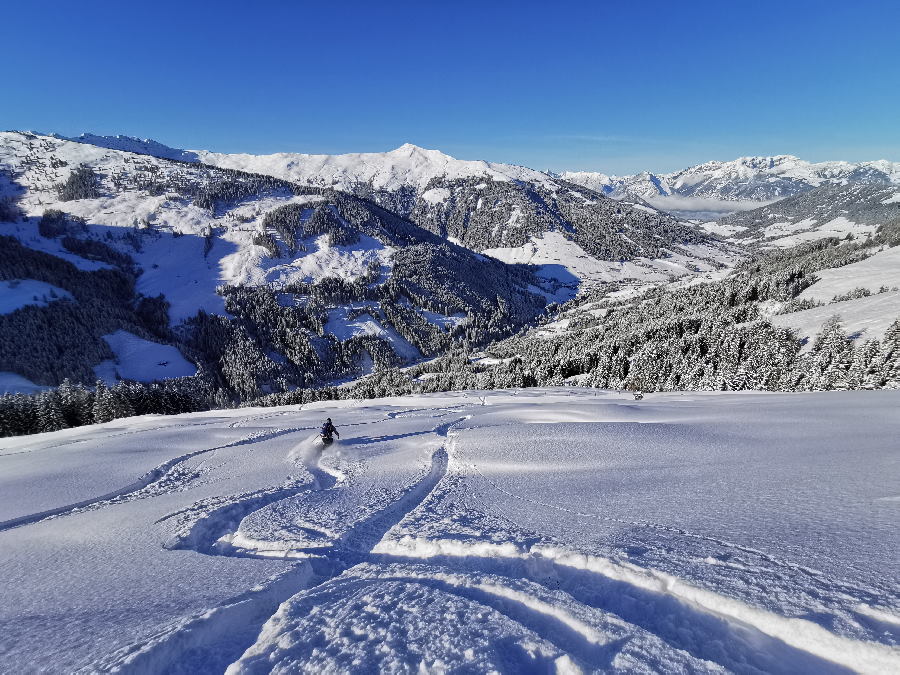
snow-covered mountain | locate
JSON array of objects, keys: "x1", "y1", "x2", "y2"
[
  {"x1": 0, "y1": 132, "x2": 552, "y2": 396},
  {"x1": 563, "y1": 155, "x2": 900, "y2": 219},
  {"x1": 66, "y1": 134, "x2": 711, "y2": 262},
  {"x1": 0, "y1": 131, "x2": 736, "y2": 403},
  {"x1": 60, "y1": 133, "x2": 200, "y2": 163}
]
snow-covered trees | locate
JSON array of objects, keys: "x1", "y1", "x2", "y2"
[
  {"x1": 0, "y1": 378, "x2": 207, "y2": 437},
  {"x1": 56, "y1": 164, "x2": 100, "y2": 201}
]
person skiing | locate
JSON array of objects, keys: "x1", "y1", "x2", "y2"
[{"x1": 320, "y1": 417, "x2": 340, "y2": 444}]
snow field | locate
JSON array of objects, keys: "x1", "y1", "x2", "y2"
[
  {"x1": 772, "y1": 246, "x2": 900, "y2": 346},
  {"x1": 1, "y1": 390, "x2": 898, "y2": 673},
  {"x1": 0, "y1": 279, "x2": 73, "y2": 314},
  {"x1": 482, "y1": 231, "x2": 740, "y2": 294},
  {"x1": 94, "y1": 330, "x2": 197, "y2": 385}
]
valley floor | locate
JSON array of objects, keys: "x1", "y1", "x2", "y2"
[{"x1": 0, "y1": 389, "x2": 898, "y2": 673}]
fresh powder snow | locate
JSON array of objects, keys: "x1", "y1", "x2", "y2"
[{"x1": 1, "y1": 389, "x2": 898, "y2": 673}]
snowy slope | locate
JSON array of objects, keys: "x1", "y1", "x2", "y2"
[
  {"x1": 93, "y1": 330, "x2": 197, "y2": 385},
  {"x1": 62, "y1": 133, "x2": 200, "y2": 162},
  {"x1": 0, "y1": 279, "x2": 72, "y2": 314},
  {"x1": 1, "y1": 390, "x2": 898, "y2": 673},
  {"x1": 770, "y1": 245, "x2": 900, "y2": 346},
  {"x1": 0, "y1": 131, "x2": 551, "y2": 390},
  {"x1": 717, "y1": 182, "x2": 900, "y2": 247},
  {"x1": 482, "y1": 231, "x2": 740, "y2": 294}
]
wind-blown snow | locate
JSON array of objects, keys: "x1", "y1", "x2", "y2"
[
  {"x1": 0, "y1": 279, "x2": 72, "y2": 314},
  {"x1": 1, "y1": 390, "x2": 897, "y2": 673}
]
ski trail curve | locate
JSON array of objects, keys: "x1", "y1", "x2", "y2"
[
  {"x1": 90, "y1": 417, "x2": 467, "y2": 674},
  {"x1": 372, "y1": 537, "x2": 899, "y2": 674},
  {"x1": 0, "y1": 428, "x2": 305, "y2": 533}
]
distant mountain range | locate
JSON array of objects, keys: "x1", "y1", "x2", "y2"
[
  {"x1": 562, "y1": 155, "x2": 900, "y2": 219},
  {"x1": 61, "y1": 134, "x2": 900, "y2": 221}
]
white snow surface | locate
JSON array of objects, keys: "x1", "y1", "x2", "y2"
[
  {"x1": 93, "y1": 330, "x2": 197, "y2": 385},
  {"x1": 771, "y1": 246, "x2": 900, "y2": 346},
  {"x1": 1, "y1": 389, "x2": 898, "y2": 673},
  {"x1": 772, "y1": 292, "x2": 900, "y2": 348},
  {"x1": 0, "y1": 279, "x2": 73, "y2": 314},
  {"x1": 798, "y1": 246, "x2": 900, "y2": 302}
]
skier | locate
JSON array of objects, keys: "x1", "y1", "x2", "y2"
[{"x1": 320, "y1": 417, "x2": 340, "y2": 445}]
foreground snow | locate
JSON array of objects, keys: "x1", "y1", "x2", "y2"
[{"x1": 1, "y1": 390, "x2": 898, "y2": 673}]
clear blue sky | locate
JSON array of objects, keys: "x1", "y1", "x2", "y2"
[{"x1": 4, "y1": 1, "x2": 899, "y2": 174}]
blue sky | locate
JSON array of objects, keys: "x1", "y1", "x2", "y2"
[{"x1": 4, "y1": 1, "x2": 899, "y2": 174}]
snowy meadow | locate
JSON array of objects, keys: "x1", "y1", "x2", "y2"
[{"x1": 1, "y1": 389, "x2": 898, "y2": 673}]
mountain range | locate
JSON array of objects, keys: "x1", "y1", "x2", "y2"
[
  {"x1": 562, "y1": 155, "x2": 900, "y2": 219},
  {"x1": 1, "y1": 130, "x2": 898, "y2": 419}
]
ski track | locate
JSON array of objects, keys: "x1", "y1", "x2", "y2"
[
  {"x1": 86, "y1": 416, "x2": 465, "y2": 673},
  {"x1": 1, "y1": 410, "x2": 299, "y2": 457},
  {"x1": 56, "y1": 408, "x2": 900, "y2": 674},
  {"x1": 0, "y1": 428, "x2": 307, "y2": 533}
]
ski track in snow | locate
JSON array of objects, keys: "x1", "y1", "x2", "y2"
[
  {"x1": 88, "y1": 415, "x2": 463, "y2": 674},
  {"x1": 0, "y1": 428, "x2": 309, "y2": 532},
  {"x1": 3, "y1": 393, "x2": 898, "y2": 673}
]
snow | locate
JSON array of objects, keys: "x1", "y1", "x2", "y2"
[
  {"x1": 0, "y1": 279, "x2": 72, "y2": 314},
  {"x1": 1, "y1": 389, "x2": 898, "y2": 673},
  {"x1": 482, "y1": 232, "x2": 740, "y2": 295},
  {"x1": 763, "y1": 216, "x2": 879, "y2": 248},
  {"x1": 421, "y1": 187, "x2": 451, "y2": 204},
  {"x1": 797, "y1": 245, "x2": 900, "y2": 302},
  {"x1": 195, "y1": 143, "x2": 557, "y2": 194},
  {"x1": 770, "y1": 246, "x2": 900, "y2": 346},
  {"x1": 563, "y1": 155, "x2": 900, "y2": 217},
  {"x1": 882, "y1": 191, "x2": 900, "y2": 204},
  {"x1": 62, "y1": 133, "x2": 200, "y2": 163},
  {"x1": 698, "y1": 219, "x2": 748, "y2": 237},
  {"x1": 416, "y1": 307, "x2": 468, "y2": 330},
  {"x1": 324, "y1": 308, "x2": 421, "y2": 360},
  {"x1": 771, "y1": 291, "x2": 900, "y2": 347},
  {"x1": 94, "y1": 330, "x2": 197, "y2": 384},
  {"x1": 0, "y1": 371, "x2": 49, "y2": 395}
]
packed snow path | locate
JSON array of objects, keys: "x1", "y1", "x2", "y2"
[{"x1": 0, "y1": 390, "x2": 898, "y2": 673}]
